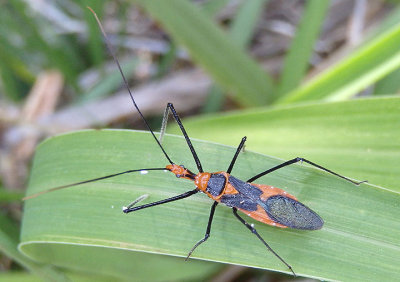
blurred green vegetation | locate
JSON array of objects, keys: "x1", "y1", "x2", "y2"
[{"x1": 1, "y1": 0, "x2": 400, "y2": 281}]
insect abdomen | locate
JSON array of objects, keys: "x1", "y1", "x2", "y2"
[{"x1": 223, "y1": 175, "x2": 323, "y2": 230}]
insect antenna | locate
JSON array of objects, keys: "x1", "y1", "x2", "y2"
[
  {"x1": 22, "y1": 167, "x2": 166, "y2": 200},
  {"x1": 23, "y1": 8, "x2": 176, "y2": 201},
  {"x1": 88, "y1": 7, "x2": 173, "y2": 165}
]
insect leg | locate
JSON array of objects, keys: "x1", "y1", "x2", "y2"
[
  {"x1": 185, "y1": 201, "x2": 218, "y2": 260},
  {"x1": 247, "y1": 157, "x2": 367, "y2": 185},
  {"x1": 227, "y1": 136, "x2": 247, "y2": 174},
  {"x1": 160, "y1": 103, "x2": 204, "y2": 172},
  {"x1": 123, "y1": 189, "x2": 198, "y2": 213},
  {"x1": 232, "y1": 208, "x2": 296, "y2": 277}
]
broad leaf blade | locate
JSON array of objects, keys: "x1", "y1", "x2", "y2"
[{"x1": 21, "y1": 130, "x2": 400, "y2": 280}]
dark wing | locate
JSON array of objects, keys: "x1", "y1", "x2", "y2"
[
  {"x1": 218, "y1": 175, "x2": 261, "y2": 211},
  {"x1": 262, "y1": 195, "x2": 324, "y2": 230},
  {"x1": 228, "y1": 175, "x2": 262, "y2": 200},
  {"x1": 220, "y1": 193, "x2": 258, "y2": 211},
  {"x1": 228, "y1": 175, "x2": 323, "y2": 230}
]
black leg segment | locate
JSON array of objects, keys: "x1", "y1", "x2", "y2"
[
  {"x1": 227, "y1": 137, "x2": 247, "y2": 174},
  {"x1": 232, "y1": 208, "x2": 296, "y2": 277},
  {"x1": 186, "y1": 201, "x2": 218, "y2": 260},
  {"x1": 161, "y1": 103, "x2": 204, "y2": 173},
  {"x1": 247, "y1": 157, "x2": 367, "y2": 185},
  {"x1": 123, "y1": 189, "x2": 198, "y2": 213}
]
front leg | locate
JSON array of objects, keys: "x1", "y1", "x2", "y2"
[{"x1": 123, "y1": 189, "x2": 198, "y2": 213}]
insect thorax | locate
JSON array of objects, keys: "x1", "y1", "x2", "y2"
[{"x1": 206, "y1": 173, "x2": 226, "y2": 196}]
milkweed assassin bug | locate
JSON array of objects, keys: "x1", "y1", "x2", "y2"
[{"x1": 23, "y1": 7, "x2": 367, "y2": 277}]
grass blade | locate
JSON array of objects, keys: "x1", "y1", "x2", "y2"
[
  {"x1": 276, "y1": 0, "x2": 330, "y2": 97},
  {"x1": 277, "y1": 23, "x2": 400, "y2": 103},
  {"x1": 201, "y1": 0, "x2": 230, "y2": 17},
  {"x1": 374, "y1": 69, "x2": 400, "y2": 95},
  {"x1": 78, "y1": 59, "x2": 138, "y2": 103},
  {"x1": 229, "y1": 0, "x2": 267, "y2": 50},
  {"x1": 132, "y1": 0, "x2": 274, "y2": 106},
  {"x1": 202, "y1": 0, "x2": 267, "y2": 113},
  {"x1": 0, "y1": 213, "x2": 67, "y2": 281}
]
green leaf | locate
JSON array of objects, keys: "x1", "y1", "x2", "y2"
[
  {"x1": 0, "y1": 212, "x2": 66, "y2": 281},
  {"x1": 78, "y1": 59, "x2": 138, "y2": 103},
  {"x1": 0, "y1": 187, "x2": 24, "y2": 202},
  {"x1": 172, "y1": 96, "x2": 400, "y2": 192},
  {"x1": 277, "y1": 22, "x2": 400, "y2": 103},
  {"x1": 202, "y1": 84, "x2": 225, "y2": 113},
  {"x1": 21, "y1": 131, "x2": 222, "y2": 281},
  {"x1": 277, "y1": 0, "x2": 329, "y2": 96},
  {"x1": 202, "y1": 0, "x2": 267, "y2": 113},
  {"x1": 229, "y1": 0, "x2": 267, "y2": 50},
  {"x1": 21, "y1": 130, "x2": 400, "y2": 280},
  {"x1": 0, "y1": 271, "x2": 114, "y2": 282},
  {"x1": 201, "y1": 0, "x2": 230, "y2": 17},
  {"x1": 374, "y1": 69, "x2": 400, "y2": 95},
  {"x1": 131, "y1": 0, "x2": 274, "y2": 106}
]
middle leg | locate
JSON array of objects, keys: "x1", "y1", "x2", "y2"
[
  {"x1": 186, "y1": 201, "x2": 218, "y2": 260},
  {"x1": 247, "y1": 157, "x2": 367, "y2": 185},
  {"x1": 227, "y1": 136, "x2": 247, "y2": 174},
  {"x1": 123, "y1": 189, "x2": 198, "y2": 213}
]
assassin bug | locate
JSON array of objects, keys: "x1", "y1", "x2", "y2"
[{"x1": 24, "y1": 8, "x2": 367, "y2": 277}]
